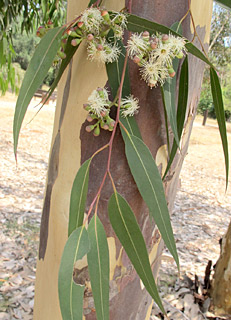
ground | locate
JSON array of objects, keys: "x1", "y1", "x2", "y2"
[{"x1": 0, "y1": 93, "x2": 230, "y2": 320}]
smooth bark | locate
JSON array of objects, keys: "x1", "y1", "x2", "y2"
[{"x1": 34, "y1": 1, "x2": 213, "y2": 319}]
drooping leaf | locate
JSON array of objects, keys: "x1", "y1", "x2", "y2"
[
  {"x1": 58, "y1": 227, "x2": 90, "y2": 320},
  {"x1": 68, "y1": 159, "x2": 92, "y2": 236},
  {"x1": 106, "y1": 38, "x2": 142, "y2": 139},
  {"x1": 124, "y1": 134, "x2": 179, "y2": 268},
  {"x1": 210, "y1": 67, "x2": 229, "y2": 188},
  {"x1": 108, "y1": 192, "x2": 165, "y2": 313},
  {"x1": 13, "y1": 26, "x2": 64, "y2": 155},
  {"x1": 163, "y1": 56, "x2": 189, "y2": 179},
  {"x1": 127, "y1": 14, "x2": 213, "y2": 68},
  {"x1": 87, "y1": 215, "x2": 109, "y2": 320},
  {"x1": 214, "y1": 0, "x2": 231, "y2": 10}
]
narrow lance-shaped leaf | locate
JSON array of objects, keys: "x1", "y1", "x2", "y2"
[
  {"x1": 13, "y1": 26, "x2": 64, "y2": 155},
  {"x1": 87, "y1": 215, "x2": 109, "y2": 320},
  {"x1": 210, "y1": 67, "x2": 229, "y2": 188},
  {"x1": 68, "y1": 159, "x2": 92, "y2": 236},
  {"x1": 124, "y1": 133, "x2": 179, "y2": 268},
  {"x1": 127, "y1": 13, "x2": 214, "y2": 68},
  {"x1": 108, "y1": 192, "x2": 165, "y2": 313},
  {"x1": 106, "y1": 37, "x2": 142, "y2": 139},
  {"x1": 58, "y1": 227, "x2": 90, "y2": 320},
  {"x1": 163, "y1": 56, "x2": 189, "y2": 179}
]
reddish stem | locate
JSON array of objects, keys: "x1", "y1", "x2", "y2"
[{"x1": 84, "y1": 1, "x2": 132, "y2": 223}]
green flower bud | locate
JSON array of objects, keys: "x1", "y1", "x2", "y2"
[
  {"x1": 93, "y1": 126, "x2": 100, "y2": 136},
  {"x1": 57, "y1": 50, "x2": 66, "y2": 59},
  {"x1": 162, "y1": 34, "x2": 169, "y2": 44},
  {"x1": 71, "y1": 38, "x2": 82, "y2": 47},
  {"x1": 86, "y1": 125, "x2": 94, "y2": 132},
  {"x1": 101, "y1": 10, "x2": 111, "y2": 22}
]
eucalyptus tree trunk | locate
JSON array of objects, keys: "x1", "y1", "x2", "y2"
[
  {"x1": 34, "y1": 0, "x2": 213, "y2": 319},
  {"x1": 211, "y1": 220, "x2": 231, "y2": 316}
]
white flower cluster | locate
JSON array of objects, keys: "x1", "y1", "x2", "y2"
[
  {"x1": 84, "y1": 88, "x2": 140, "y2": 136},
  {"x1": 127, "y1": 31, "x2": 186, "y2": 88},
  {"x1": 68, "y1": 8, "x2": 127, "y2": 64}
]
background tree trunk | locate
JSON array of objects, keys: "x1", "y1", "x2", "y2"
[
  {"x1": 34, "y1": 0, "x2": 213, "y2": 319},
  {"x1": 211, "y1": 220, "x2": 231, "y2": 316}
]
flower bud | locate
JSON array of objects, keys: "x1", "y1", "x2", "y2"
[
  {"x1": 150, "y1": 41, "x2": 157, "y2": 50},
  {"x1": 71, "y1": 38, "x2": 81, "y2": 46},
  {"x1": 133, "y1": 56, "x2": 141, "y2": 64},
  {"x1": 47, "y1": 20, "x2": 53, "y2": 28},
  {"x1": 36, "y1": 26, "x2": 46, "y2": 37},
  {"x1": 77, "y1": 21, "x2": 84, "y2": 29},
  {"x1": 87, "y1": 34, "x2": 94, "y2": 41},
  {"x1": 83, "y1": 104, "x2": 90, "y2": 111},
  {"x1": 100, "y1": 110, "x2": 107, "y2": 117},
  {"x1": 162, "y1": 34, "x2": 169, "y2": 43},
  {"x1": 86, "y1": 125, "x2": 94, "y2": 132},
  {"x1": 142, "y1": 31, "x2": 149, "y2": 39},
  {"x1": 169, "y1": 71, "x2": 176, "y2": 78},
  {"x1": 97, "y1": 44, "x2": 104, "y2": 51},
  {"x1": 87, "y1": 115, "x2": 94, "y2": 122},
  {"x1": 102, "y1": 124, "x2": 109, "y2": 130},
  {"x1": 57, "y1": 50, "x2": 66, "y2": 59},
  {"x1": 67, "y1": 29, "x2": 78, "y2": 37},
  {"x1": 101, "y1": 10, "x2": 110, "y2": 22},
  {"x1": 93, "y1": 126, "x2": 100, "y2": 136},
  {"x1": 108, "y1": 120, "x2": 115, "y2": 130},
  {"x1": 148, "y1": 79, "x2": 157, "y2": 88}
]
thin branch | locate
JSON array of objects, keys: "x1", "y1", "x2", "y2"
[{"x1": 209, "y1": 23, "x2": 225, "y2": 52}]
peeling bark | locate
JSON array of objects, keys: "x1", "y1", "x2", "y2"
[{"x1": 211, "y1": 221, "x2": 231, "y2": 316}]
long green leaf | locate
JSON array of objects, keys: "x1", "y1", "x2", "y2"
[
  {"x1": 68, "y1": 159, "x2": 91, "y2": 236},
  {"x1": 210, "y1": 67, "x2": 229, "y2": 188},
  {"x1": 13, "y1": 26, "x2": 64, "y2": 155},
  {"x1": 214, "y1": 0, "x2": 231, "y2": 10},
  {"x1": 163, "y1": 56, "x2": 189, "y2": 179},
  {"x1": 58, "y1": 227, "x2": 90, "y2": 320},
  {"x1": 127, "y1": 14, "x2": 213, "y2": 68},
  {"x1": 108, "y1": 192, "x2": 164, "y2": 313},
  {"x1": 124, "y1": 134, "x2": 179, "y2": 268},
  {"x1": 106, "y1": 38, "x2": 142, "y2": 139},
  {"x1": 87, "y1": 216, "x2": 109, "y2": 320}
]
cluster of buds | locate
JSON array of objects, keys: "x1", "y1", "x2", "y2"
[
  {"x1": 68, "y1": 8, "x2": 127, "y2": 63},
  {"x1": 127, "y1": 31, "x2": 186, "y2": 88},
  {"x1": 36, "y1": 21, "x2": 68, "y2": 63},
  {"x1": 84, "y1": 88, "x2": 140, "y2": 136}
]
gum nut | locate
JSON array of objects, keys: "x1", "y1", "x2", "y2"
[
  {"x1": 169, "y1": 71, "x2": 176, "y2": 78},
  {"x1": 142, "y1": 31, "x2": 149, "y2": 38},
  {"x1": 87, "y1": 34, "x2": 94, "y2": 41},
  {"x1": 87, "y1": 115, "x2": 94, "y2": 122},
  {"x1": 97, "y1": 44, "x2": 104, "y2": 51},
  {"x1": 86, "y1": 125, "x2": 93, "y2": 132},
  {"x1": 133, "y1": 56, "x2": 141, "y2": 64},
  {"x1": 162, "y1": 34, "x2": 169, "y2": 42}
]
